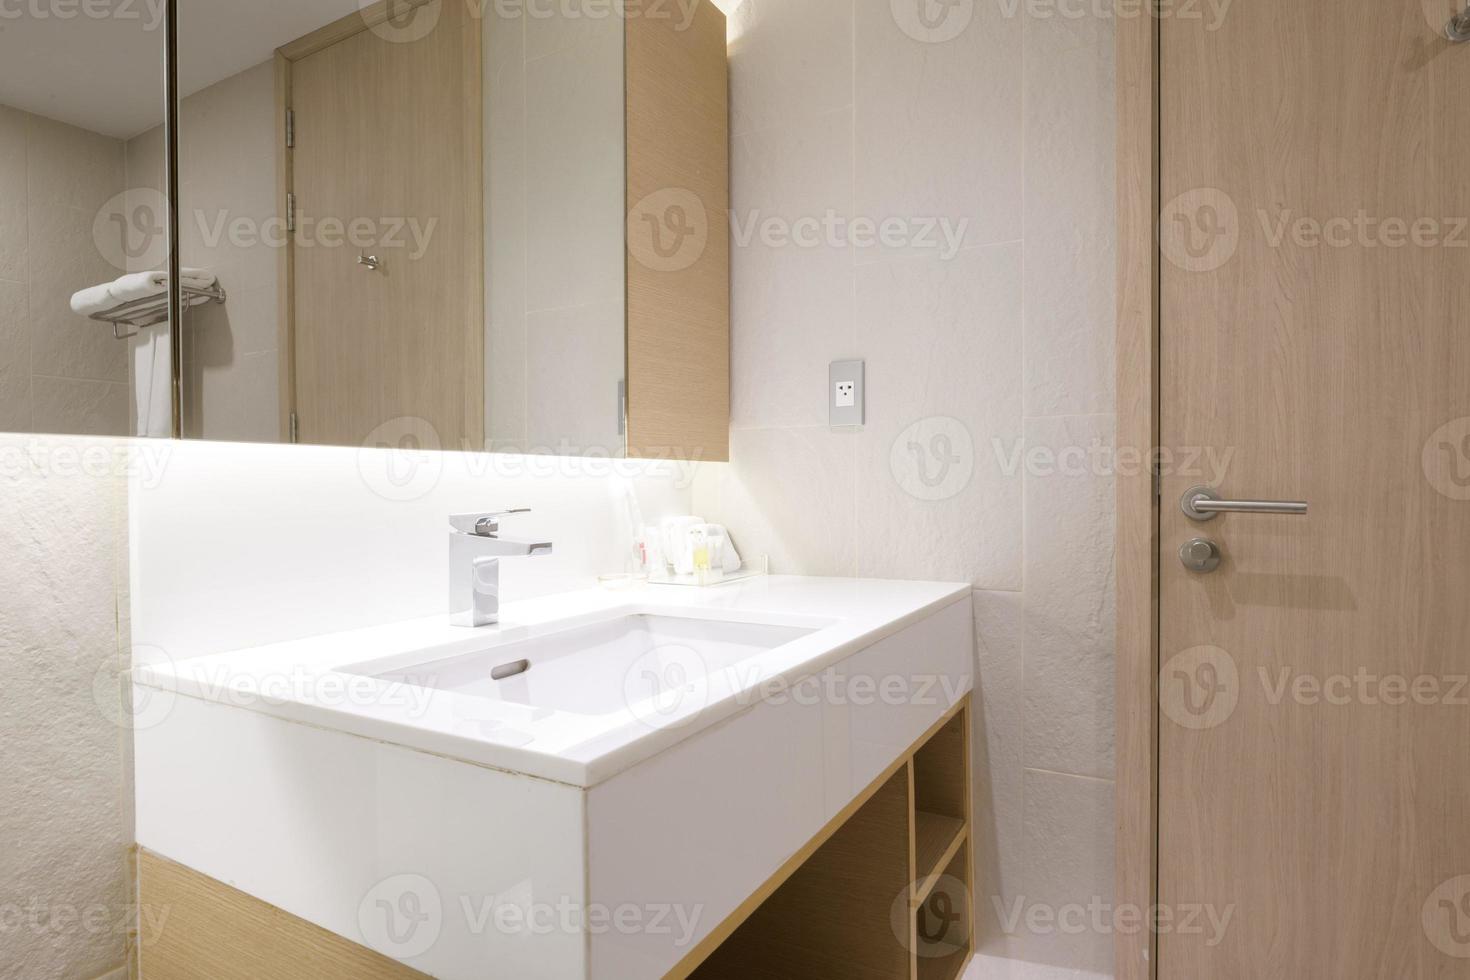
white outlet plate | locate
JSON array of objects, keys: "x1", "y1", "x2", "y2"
[{"x1": 829, "y1": 360, "x2": 864, "y2": 427}]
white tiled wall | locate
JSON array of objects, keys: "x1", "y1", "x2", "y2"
[
  {"x1": 128, "y1": 439, "x2": 699, "y2": 660},
  {"x1": 0, "y1": 106, "x2": 130, "y2": 436},
  {"x1": 0, "y1": 434, "x2": 132, "y2": 980},
  {"x1": 701, "y1": 0, "x2": 1117, "y2": 972}
]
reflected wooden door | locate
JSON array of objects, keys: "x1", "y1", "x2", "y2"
[
  {"x1": 1159, "y1": 0, "x2": 1470, "y2": 975},
  {"x1": 285, "y1": 0, "x2": 482, "y2": 450}
]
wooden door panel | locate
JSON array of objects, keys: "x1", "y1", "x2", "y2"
[
  {"x1": 290, "y1": 0, "x2": 481, "y2": 450},
  {"x1": 1159, "y1": 0, "x2": 1470, "y2": 976}
]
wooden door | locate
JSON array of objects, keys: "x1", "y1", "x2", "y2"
[
  {"x1": 1158, "y1": 1, "x2": 1470, "y2": 975},
  {"x1": 286, "y1": 0, "x2": 482, "y2": 450}
]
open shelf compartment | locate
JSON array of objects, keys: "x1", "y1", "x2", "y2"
[{"x1": 682, "y1": 698, "x2": 973, "y2": 980}]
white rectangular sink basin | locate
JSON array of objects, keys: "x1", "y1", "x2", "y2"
[{"x1": 355, "y1": 614, "x2": 817, "y2": 717}]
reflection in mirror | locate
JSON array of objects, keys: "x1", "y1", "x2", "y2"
[
  {"x1": 177, "y1": 0, "x2": 629, "y2": 456},
  {"x1": 0, "y1": 2, "x2": 170, "y2": 437}
]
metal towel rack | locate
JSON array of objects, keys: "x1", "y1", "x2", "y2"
[{"x1": 89, "y1": 283, "x2": 228, "y2": 340}]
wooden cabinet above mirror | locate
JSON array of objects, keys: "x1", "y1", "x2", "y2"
[{"x1": 173, "y1": 0, "x2": 729, "y2": 462}]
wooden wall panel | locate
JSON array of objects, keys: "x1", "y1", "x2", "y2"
[
  {"x1": 624, "y1": 2, "x2": 730, "y2": 462},
  {"x1": 137, "y1": 850, "x2": 427, "y2": 980}
]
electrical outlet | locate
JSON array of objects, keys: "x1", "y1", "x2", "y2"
[{"x1": 829, "y1": 360, "x2": 864, "y2": 427}]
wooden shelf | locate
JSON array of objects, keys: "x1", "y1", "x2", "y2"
[
  {"x1": 913, "y1": 839, "x2": 973, "y2": 980},
  {"x1": 680, "y1": 698, "x2": 974, "y2": 980},
  {"x1": 913, "y1": 811, "x2": 966, "y2": 901}
]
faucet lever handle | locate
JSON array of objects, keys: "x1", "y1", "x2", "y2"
[{"x1": 449, "y1": 509, "x2": 531, "y2": 536}]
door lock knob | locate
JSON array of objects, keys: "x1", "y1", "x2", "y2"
[{"x1": 1179, "y1": 538, "x2": 1222, "y2": 574}]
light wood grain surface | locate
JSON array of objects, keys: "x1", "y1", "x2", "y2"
[
  {"x1": 285, "y1": 0, "x2": 483, "y2": 450},
  {"x1": 137, "y1": 850, "x2": 428, "y2": 979},
  {"x1": 624, "y1": 0, "x2": 730, "y2": 462},
  {"x1": 1159, "y1": 1, "x2": 1470, "y2": 975}
]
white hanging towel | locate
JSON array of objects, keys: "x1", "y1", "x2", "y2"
[{"x1": 132, "y1": 325, "x2": 172, "y2": 438}]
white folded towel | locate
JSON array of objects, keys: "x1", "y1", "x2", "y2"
[
  {"x1": 70, "y1": 269, "x2": 218, "y2": 317},
  {"x1": 69, "y1": 282, "x2": 116, "y2": 316}
]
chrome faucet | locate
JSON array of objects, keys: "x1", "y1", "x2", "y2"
[{"x1": 449, "y1": 510, "x2": 553, "y2": 628}]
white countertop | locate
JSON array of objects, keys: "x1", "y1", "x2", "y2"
[{"x1": 133, "y1": 576, "x2": 970, "y2": 787}]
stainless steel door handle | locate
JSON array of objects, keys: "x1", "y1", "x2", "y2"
[{"x1": 1181, "y1": 485, "x2": 1308, "y2": 522}]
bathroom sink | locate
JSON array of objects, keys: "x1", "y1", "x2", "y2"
[{"x1": 351, "y1": 614, "x2": 818, "y2": 717}]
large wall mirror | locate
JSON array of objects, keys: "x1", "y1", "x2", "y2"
[
  {"x1": 0, "y1": 0, "x2": 729, "y2": 460},
  {"x1": 176, "y1": 0, "x2": 729, "y2": 460},
  {"x1": 0, "y1": 2, "x2": 171, "y2": 437}
]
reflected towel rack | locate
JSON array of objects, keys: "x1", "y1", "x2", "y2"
[{"x1": 90, "y1": 283, "x2": 228, "y2": 340}]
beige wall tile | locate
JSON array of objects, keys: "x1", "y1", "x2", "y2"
[
  {"x1": 854, "y1": 244, "x2": 1024, "y2": 588},
  {"x1": 124, "y1": 125, "x2": 165, "y2": 196},
  {"x1": 730, "y1": 108, "x2": 854, "y2": 429},
  {"x1": 180, "y1": 60, "x2": 275, "y2": 187},
  {"x1": 1022, "y1": 414, "x2": 1116, "y2": 779},
  {"x1": 1022, "y1": 21, "x2": 1116, "y2": 418},
  {"x1": 187, "y1": 349, "x2": 278, "y2": 444},
  {"x1": 728, "y1": 0, "x2": 853, "y2": 137},
  {"x1": 973, "y1": 589, "x2": 1025, "y2": 958},
  {"x1": 1015, "y1": 770, "x2": 1115, "y2": 974},
  {"x1": 524, "y1": 24, "x2": 626, "y2": 313},
  {"x1": 31, "y1": 377, "x2": 128, "y2": 436},
  {"x1": 26, "y1": 204, "x2": 127, "y2": 384},
  {"x1": 0, "y1": 278, "x2": 30, "y2": 431},
  {"x1": 716, "y1": 426, "x2": 858, "y2": 576},
  {"x1": 0, "y1": 105, "x2": 29, "y2": 285},
  {"x1": 25, "y1": 113, "x2": 124, "y2": 214},
  {"x1": 854, "y1": 0, "x2": 1023, "y2": 254},
  {"x1": 525, "y1": 300, "x2": 625, "y2": 454}
]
